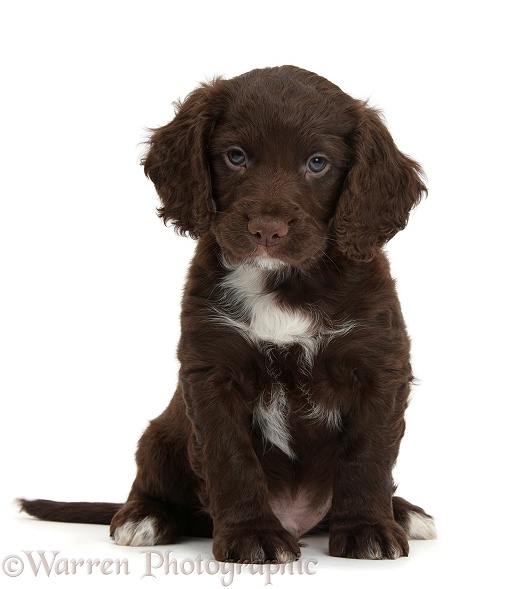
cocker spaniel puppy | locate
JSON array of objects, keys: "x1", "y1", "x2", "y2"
[{"x1": 20, "y1": 65, "x2": 436, "y2": 562}]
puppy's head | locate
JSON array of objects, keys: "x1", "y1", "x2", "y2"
[{"x1": 143, "y1": 66, "x2": 426, "y2": 266}]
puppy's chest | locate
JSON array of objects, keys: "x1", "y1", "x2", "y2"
[
  {"x1": 215, "y1": 265, "x2": 356, "y2": 459},
  {"x1": 251, "y1": 350, "x2": 341, "y2": 457}
]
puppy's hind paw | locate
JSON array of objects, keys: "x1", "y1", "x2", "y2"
[
  {"x1": 405, "y1": 511, "x2": 437, "y2": 540},
  {"x1": 110, "y1": 500, "x2": 178, "y2": 546},
  {"x1": 112, "y1": 517, "x2": 159, "y2": 547}
]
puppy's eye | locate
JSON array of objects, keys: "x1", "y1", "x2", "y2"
[
  {"x1": 227, "y1": 149, "x2": 247, "y2": 167},
  {"x1": 307, "y1": 156, "x2": 328, "y2": 174}
]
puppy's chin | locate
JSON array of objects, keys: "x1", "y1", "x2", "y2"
[
  {"x1": 221, "y1": 252, "x2": 289, "y2": 272},
  {"x1": 247, "y1": 257, "x2": 288, "y2": 271},
  {"x1": 216, "y1": 237, "x2": 329, "y2": 272}
]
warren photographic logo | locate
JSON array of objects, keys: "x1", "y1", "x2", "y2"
[{"x1": 2, "y1": 550, "x2": 318, "y2": 586}]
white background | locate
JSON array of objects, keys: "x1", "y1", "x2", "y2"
[{"x1": 1, "y1": 0, "x2": 520, "y2": 587}]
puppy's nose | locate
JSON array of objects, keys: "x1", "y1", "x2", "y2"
[{"x1": 248, "y1": 217, "x2": 289, "y2": 246}]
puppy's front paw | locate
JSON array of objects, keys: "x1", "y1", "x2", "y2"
[
  {"x1": 213, "y1": 517, "x2": 301, "y2": 563},
  {"x1": 329, "y1": 520, "x2": 409, "y2": 560}
]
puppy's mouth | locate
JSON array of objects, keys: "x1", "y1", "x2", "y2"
[
  {"x1": 217, "y1": 240, "x2": 292, "y2": 271},
  {"x1": 221, "y1": 241, "x2": 322, "y2": 272},
  {"x1": 248, "y1": 244, "x2": 288, "y2": 270}
]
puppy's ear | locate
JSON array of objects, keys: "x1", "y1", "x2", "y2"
[
  {"x1": 143, "y1": 79, "x2": 225, "y2": 237},
  {"x1": 334, "y1": 103, "x2": 427, "y2": 261}
]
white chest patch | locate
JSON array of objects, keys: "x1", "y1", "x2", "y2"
[
  {"x1": 214, "y1": 264, "x2": 357, "y2": 353},
  {"x1": 218, "y1": 265, "x2": 316, "y2": 345}
]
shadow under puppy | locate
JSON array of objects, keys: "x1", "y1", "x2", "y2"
[{"x1": 20, "y1": 65, "x2": 436, "y2": 562}]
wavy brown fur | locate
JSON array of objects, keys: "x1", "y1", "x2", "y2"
[{"x1": 20, "y1": 66, "x2": 433, "y2": 562}]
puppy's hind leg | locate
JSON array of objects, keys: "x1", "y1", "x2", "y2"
[
  {"x1": 110, "y1": 496, "x2": 213, "y2": 547},
  {"x1": 392, "y1": 496, "x2": 437, "y2": 540},
  {"x1": 111, "y1": 393, "x2": 211, "y2": 547}
]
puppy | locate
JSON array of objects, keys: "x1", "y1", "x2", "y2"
[{"x1": 20, "y1": 65, "x2": 436, "y2": 562}]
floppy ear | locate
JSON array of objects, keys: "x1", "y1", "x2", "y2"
[
  {"x1": 143, "y1": 79, "x2": 226, "y2": 237},
  {"x1": 334, "y1": 102, "x2": 427, "y2": 261}
]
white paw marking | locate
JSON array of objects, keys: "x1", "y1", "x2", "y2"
[
  {"x1": 364, "y1": 539, "x2": 384, "y2": 560},
  {"x1": 363, "y1": 540, "x2": 403, "y2": 560},
  {"x1": 388, "y1": 544, "x2": 403, "y2": 559},
  {"x1": 407, "y1": 511, "x2": 437, "y2": 540},
  {"x1": 249, "y1": 546, "x2": 266, "y2": 562},
  {"x1": 113, "y1": 517, "x2": 158, "y2": 547},
  {"x1": 275, "y1": 549, "x2": 298, "y2": 563}
]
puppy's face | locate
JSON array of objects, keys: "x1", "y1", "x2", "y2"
[
  {"x1": 209, "y1": 88, "x2": 352, "y2": 269},
  {"x1": 144, "y1": 66, "x2": 426, "y2": 264}
]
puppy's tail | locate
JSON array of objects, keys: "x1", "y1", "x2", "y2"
[{"x1": 17, "y1": 498, "x2": 122, "y2": 525}]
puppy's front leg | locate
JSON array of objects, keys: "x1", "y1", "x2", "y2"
[
  {"x1": 329, "y1": 378, "x2": 410, "y2": 560},
  {"x1": 182, "y1": 375, "x2": 300, "y2": 564}
]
